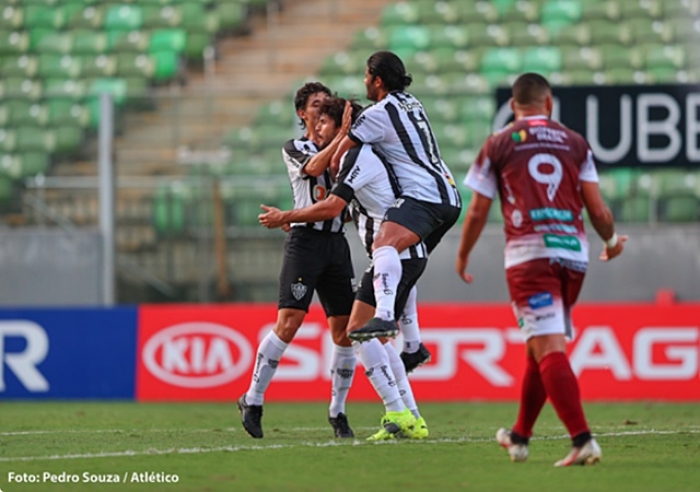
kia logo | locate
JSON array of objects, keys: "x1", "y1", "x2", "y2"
[{"x1": 142, "y1": 322, "x2": 253, "y2": 388}]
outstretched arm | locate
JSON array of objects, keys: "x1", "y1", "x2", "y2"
[
  {"x1": 580, "y1": 181, "x2": 626, "y2": 261},
  {"x1": 259, "y1": 195, "x2": 347, "y2": 229},
  {"x1": 455, "y1": 192, "x2": 492, "y2": 283}
]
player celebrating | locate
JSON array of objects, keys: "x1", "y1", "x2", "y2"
[
  {"x1": 456, "y1": 73, "x2": 626, "y2": 466},
  {"x1": 329, "y1": 52, "x2": 461, "y2": 372},
  {"x1": 237, "y1": 83, "x2": 357, "y2": 439},
  {"x1": 260, "y1": 96, "x2": 429, "y2": 439}
]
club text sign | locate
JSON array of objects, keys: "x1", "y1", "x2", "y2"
[{"x1": 496, "y1": 84, "x2": 700, "y2": 168}]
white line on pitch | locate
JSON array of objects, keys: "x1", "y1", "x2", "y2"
[{"x1": 0, "y1": 429, "x2": 697, "y2": 463}]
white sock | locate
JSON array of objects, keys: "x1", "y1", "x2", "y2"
[
  {"x1": 329, "y1": 344, "x2": 356, "y2": 418},
  {"x1": 245, "y1": 331, "x2": 288, "y2": 406},
  {"x1": 354, "y1": 340, "x2": 404, "y2": 412},
  {"x1": 372, "y1": 246, "x2": 402, "y2": 321},
  {"x1": 399, "y1": 285, "x2": 421, "y2": 354},
  {"x1": 384, "y1": 342, "x2": 420, "y2": 419}
]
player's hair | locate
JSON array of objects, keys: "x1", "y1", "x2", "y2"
[
  {"x1": 512, "y1": 73, "x2": 551, "y2": 106},
  {"x1": 294, "y1": 81, "x2": 332, "y2": 129},
  {"x1": 318, "y1": 97, "x2": 363, "y2": 127},
  {"x1": 367, "y1": 51, "x2": 413, "y2": 92}
]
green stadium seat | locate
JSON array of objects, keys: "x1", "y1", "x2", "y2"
[
  {"x1": 255, "y1": 100, "x2": 295, "y2": 127},
  {"x1": 52, "y1": 125, "x2": 83, "y2": 154},
  {"x1": 71, "y1": 30, "x2": 109, "y2": 54},
  {"x1": 446, "y1": 72, "x2": 492, "y2": 95},
  {"x1": 410, "y1": 73, "x2": 450, "y2": 96},
  {"x1": 548, "y1": 22, "x2": 590, "y2": 45},
  {"x1": 17, "y1": 151, "x2": 49, "y2": 177},
  {"x1": 44, "y1": 78, "x2": 86, "y2": 100},
  {"x1": 0, "y1": 30, "x2": 29, "y2": 55},
  {"x1": 153, "y1": 184, "x2": 187, "y2": 235},
  {"x1": 581, "y1": 0, "x2": 621, "y2": 21},
  {"x1": 388, "y1": 25, "x2": 431, "y2": 53},
  {"x1": 656, "y1": 170, "x2": 700, "y2": 222},
  {"x1": 663, "y1": 0, "x2": 700, "y2": 17},
  {"x1": 151, "y1": 50, "x2": 178, "y2": 81},
  {"x1": 458, "y1": 96, "x2": 495, "y2": 126},
  {"x1": 1, "y1": 55, "x2": 38, "y2": 78},
  {"x1": 88, "y1": 77, "x2": 128, "y2": 105},
  {"x1": 322, "y1": 75, "x2": 365, "y2": 98},
  {"x1": 65, "y1": 5, "x2": 105, "y2": 29},
  {"x1": 561, "y1": 46, "x2": 603, "y2": 71},
  {"x1": 506, "y1": 22, "x2": 549, "y2": 46},
  {"x1": 381, "y1": 2, "x2": 419, "y2": 26},
  {"x1": 116, "y1": 52, "x2": 155, "y2": 78},
  {"x1": 628, "y1": 19, "x2": 672, "y2": 45},
  {"x1": 37, "y1": 54, "x2": 82, "y2": 79},
  {"x1": 619, "y1": 196, "x2": 652, "y2": 223},
  {"x1": 497, "y1": 0, "x2": 540, "y2": 23},
  {"x1": 142, "y1": 5, "x2": 182, "y2": 29},
  {"x1": 104, "y1": 4, "x2": 144, "y2": 31},
  {"x1": 46, "y1": 99, "x2": 90, "y2": 127},
  {"x1": 1, "y1": 77, "x2": 42, "y2": 100},
  {"x1": 0, "y1": 128, "x2": 17, "y2": 153},
  {"x1": 351, "y1": 26, "x2": 388, "y2": 51},
  {"x1": 417, "y1": 0, "x2": 461, "y2": 24},
  {"x1": 183, "y1": 32, "x2": 211, "y2": 60},
  {"x1": 14, "y1": 126, "x2": 53, "y2": 153},
  {"x1": 431, "y1": 47, "x2": 482, "y2": 73},
  {"x1": 620, "y1": 0, "x2": 662, "y2": 20},
  {"x1": 454, "y1": 1, "x2": 498, "y2": 24},
  {"x1": 180, "y1": 3, "x2": 219, "y2": 34},
  {"x1": 522, "y1": 46, "x2": 562, "y2": 73},
  {"x1": 148, "y1": 29, "x2": 186, "y2": 53},
  {"x1": 0, "y1": 153, "x2": 21, "y2": 179},
  {"x1": 480, "y1": 47, "x2": 521, "y2": 77},
  {"x1": 0, "y1": 6, "x2": 23, "y2": 30},
  {"x1": 216, "y1": 1, "x2": 246, "y2": 31},
  {"x1": 35, "y1": 31, "x2": 72, "y2": 55},
  {"x1": 319, "y1": 51, "x2": 364, "y2": 76},
  {"x1": 644, "y1": 44, "x2": 686, "y2": 70},
  {"x1": 600, "y1": 44, "x2": 643, "y2": 70},
  {"x1": 588, "y1": 20, "x2": 631, "y2": 45},
  {"x1": 429, "y1": 25, "x2": 469, "y2": 49},
  {"x1": 23, "y1": 5, "x2": 66, "y2": 29},
  {"x1": 5, "y1": 100, "x2": 46, "y2": 127},
  {"x1": 667, "y1": 17, "x2": 700, "y2": 43},
  {"x1": 421, "y1": 96, "x2": 459, "y2": 123},
  {"x1": 468, "y1": 23, "x2": 509, "y2": 47},
  {"x1": 541, "y1": 0, "x2": 583, "y2": 29},
  {"x1": 111, "y1": 30, "x2": 150, "y2": 52},
  {"x1": 441, "y1": 146, "x2": 475, "y2": 175},
  {"x1": 80, "y1": 54, "x2": 117, "y2": 77}
]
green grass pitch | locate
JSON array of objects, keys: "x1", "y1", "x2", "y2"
[{"x1": 0, "y1": 402, "x2": 698, "y2": 492}]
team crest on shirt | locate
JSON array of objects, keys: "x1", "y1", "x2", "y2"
[{"x1": 291, "y1": 280, "x2": 307, "y2": 301}]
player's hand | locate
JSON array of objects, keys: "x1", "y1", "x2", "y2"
[
  {"x1": 340, "y1": 101, "x2": 353, "y2": 135},
  {"x1": 258, "y1": 204, "x2": 285, "y2": 229},
  {"x1": 600, "y1": 234, "x2": 627, "y2": 261},
  {"x1": 281, "y1": 223, "x2": 291, "y2": 233},
  {"x1": 455, "y1": 255, "x2": 474, "y2": 283}
]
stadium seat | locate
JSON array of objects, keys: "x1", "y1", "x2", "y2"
[
  {"x1": 1, "y1": 77, "x2": 42, "y2": 100},
  {"x1": 480, "y1": 46, "x2": 521, "y2": 78},
  {"x1": 620, "y1": 0, "x2": 662, "y2": 20},
  {"x1": 429, "y1": 25, "x2": 469, "y2": 49},
  {"x1": 1, "y1": 55, "x2": 38, "y2": 78},
  {"x1": 71, "y1": 30, "x2": 109, "y2": 55},
  {"x1": 254, "y1": 100, "x2": 295, "y2": 127},
  {"x1": 318, "y1": 51, "x2": 364, "y2": 76},
  {"x1": 468, "y1": 23, "x2": 509, "y2": 47},
  {"x1": 0, "y1": 30, "x2": 30, "y2": 55},
  {"x1": 410, "y1": 73, "x2": 451, "y2": 96},
  {"x1": 0, "y1": 6, "x2": 23, "y2": 30},
  {"x1": 36, "y1": 31, "x2": 72, "y2": 55},
  {"x1": 24, "y1": 5, "x2": 66, "y2": 29},
  {"x1": 446, "y1": 72, "x2": 492, "y2": 94},
  {"x1": 421, "y1": 96, "x2": 459, "y2": 123},
  {"x1": 521, "y1": 46, "x2": 562, "y2": 73},
  {"x1": 458, "y1": 96, "x2": 495, "y2": 126},
  {"x1": 65, "y1": 5, "x2": 105, "y2": 30},
  {"x1": 46, "y1": 99, "x2": 90, "y2": 128},
  {"x1": 17, "y1": 151, "x2": 49, "y2": 178},
  {"x1": 4, "y1": 100, "x2": 46, "y2": 127},
  {"x1": 142, "y1": 4, "x2": 182, "y2": 29},
  {"x1": 150, "y1": 50, "x2": 178, "y2": 80},
  {"x1": 37, "y1": 54, "x2": 82, "y2": 79},
  {"x1": 53, "y1": 125, "x2": 83, "y2": 154},
  {"x1": 497, "y1": 0, "x2": 540, "y2": 23},
  {"x1": 656, "y1": 170, "x2": 700, "y2": 222},
  {"x1": 505, "y1": 22, "x2": 549, "y2": 46},
  {"x1": 351, "y1": 26, "x2": 388, "y2": 51},
  {"x1": 80, "y1": 54, "x2": 117, "y2": 77},
  {"x1": 454, "y1": 1, "x2": 498, "y2": 24},
  {"x1": 581, "y1": 0, "x2": 621, "y2": 21},
  {"x1": 644, "y1": 44, "x2": 686, "y2": 71},
  {"x1": 14, "y1": 126, "x2": 53, "y2": 153},
  {"x1": 548, "y1": 22, "x2": 590, "y2": 45},
  {"x1": 104, "y1": 4, "x2": 144, "y2": 31},
  {"x1": 540, "y1": 0, "x2": 583, "y2": 29},
  {"x1": 388, "y1": 25, "x2": 431, "y2": 53},
  {"x1": 381, "y1": 2, "x2": 420, "y2": 26},
  {"x1": 589, "y1": 19, "x2": 631, "y2": 45},
  {"x1": 600, "y1": 44, "x2": 643, "y2": 70},
  {"x1": 216, "y1": 1, "x2": 246, "y2": 32},
  {"x1": 561, "y1": 46, "x2": 603, "y2": 71},
  {"x1": 153, "y1": 183, "x2": 187, "y2": 235},
  {"x1": 628, "y1": 18, "x2": 672, "y2": 45}
]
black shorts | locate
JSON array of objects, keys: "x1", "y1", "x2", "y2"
[
  {"x1": 384, "y1": 196, "x2": 461, "y2": 253},
  {"x1": 278, "y1": 227, "x2": 354, "y2": 317},
  {"x1": 355, "y1": 257, "x2": 427, "y2": 320}
]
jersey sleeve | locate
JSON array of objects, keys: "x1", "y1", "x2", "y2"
[
  {"x1": 464, "y1": 138, "x2": 498, "y2": 199},
  {"x1": 348, "y1": 106, "x2": 386, "y2": 145},
  {"x1": 579, "y1": 148, "x2": 599, "y2": 183},
  {"x1": 282, "y1": 139, "x2": 314, "y2": 179}
]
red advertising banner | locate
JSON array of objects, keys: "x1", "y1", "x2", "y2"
[{"x1": 136, "y1": 303, "x2": 700, "y2": 402}]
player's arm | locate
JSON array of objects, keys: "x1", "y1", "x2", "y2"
[
  {"x1": 259, "y1": 195, "x2": 347, "y2": 229},
  {"x1": 580, "y1": 181, "x2": 626, "y2": 261},
  {"x1": 330, "y1": 136, "x2": 357, "y2": 177},
  {"x1": 578, "y1": 148, "x2": 626, "y2": 261},
  {"x1": 305, "y1": 102, "x2": 355, "y2": 177},
  {"x1": 456, "y1": 192, "x2": 492, "y2": 283}
]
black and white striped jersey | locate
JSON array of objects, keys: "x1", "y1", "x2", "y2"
[
  {"x1": 331, "y1": 144, "x2": 428, "y2": 260},
  {"x1": 348, "y1": 91, "x2": 461, "y2": 208},
  {"x1": 282, "y1": 136, "x2": 345, "y2": 233}
]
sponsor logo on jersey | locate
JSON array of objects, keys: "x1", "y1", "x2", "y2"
[
  {"x1": 528, "y1": 292, "x2": 554, "y2": 310},
  {"x1": 544, "y1": 233, "x2": 582, "y2": 251},
  {"x1": 348, "y1": 165, "x2": 361, "y2": 184},
  {"x1": 511, "y1": 130, "x2": 527, "y2": 143},
  {"x1": 530, "y1": 207, "x2": 573, "y2": 221}
]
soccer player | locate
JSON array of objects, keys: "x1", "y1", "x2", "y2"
[
  {"x1": 260, "y1": 96, "x2": 429, "y2": 440},
  {"x1": 237, "y1": 82, "x2": 357, "y2": 439},
  {"x1": 329, "y1": 51, "x2": 461, "y2": 370},
  {"x1": 455, "y1": 73, "x2": 627, "y2": 466}
]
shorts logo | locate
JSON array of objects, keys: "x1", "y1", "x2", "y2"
[
  {"x1": 528, "y1": 292, "x2": 553, "y2": 310},
  {"x1": 291, "y1": 281, "x2": 307, "y2": 301},
  {"x1": 391, "y1": 198, "x2": 405, "y2": 209}
]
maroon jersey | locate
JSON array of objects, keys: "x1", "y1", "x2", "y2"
[{"x1": 465, "y1": 115, "x2": 599, "y2": 268}]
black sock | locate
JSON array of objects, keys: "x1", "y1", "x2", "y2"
[
  {"x1": 510, "y1": 430, "x2": 529, "y2": 445},
  {"x1": 572, "y1": 431, "x2": 592, "y2": 448}
]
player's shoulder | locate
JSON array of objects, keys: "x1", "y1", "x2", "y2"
[{"x1": 283, "y1": 136, "x2": 316, "y2": 155}]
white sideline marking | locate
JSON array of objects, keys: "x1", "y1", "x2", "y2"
[{"x1": 0, "y1": 429, "x2": 697, "y2": 463}]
